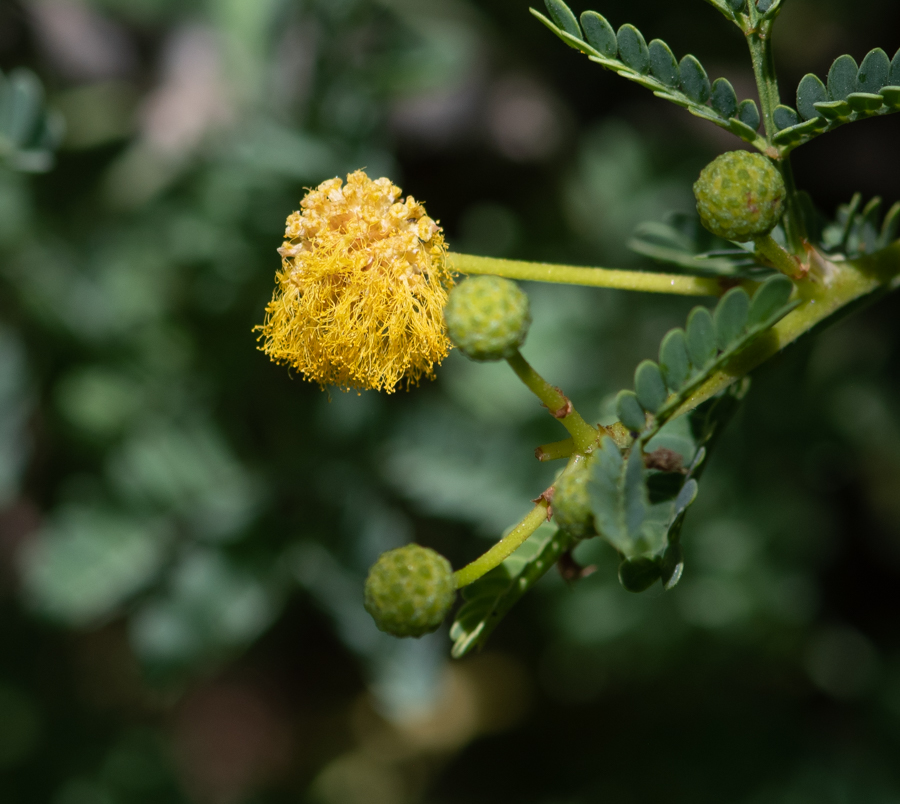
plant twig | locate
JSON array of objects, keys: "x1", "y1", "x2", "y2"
[
  {"x1": 453, "y1": 499, "x2": 551, "y2": 588},
  {"x1": 449, "y1": 253, "x2": 727, "y2": 297},
  {"x1": 506, "y1": 350, "x2": 599, "y2": 453}
]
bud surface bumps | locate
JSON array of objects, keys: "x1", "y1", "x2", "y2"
[
  {"x1": 364, "y1": 544, "x2": 456, "y2": 638},
  {"x1": 444, "y1": 276, "x2": 530, "y2": 361},
  {"x1": 553, "y1": 460, "x2": 595, "y2": 539},
  {"x1": 693, "y1": 151, "x2": 785, "y2": 242}
]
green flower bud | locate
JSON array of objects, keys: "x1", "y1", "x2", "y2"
[
  {"x1": 553, "y1": 461, "x2": 596, "y2": 539},
  {"x1": 364, "y1": 544, "x2": 456, "y2": 638},
  {"x1": 693, "y1": 151, "x2": 785, "y2": 242},
  {"x1": 444, "y1": 276, "x2": 530, "y2": 361}
]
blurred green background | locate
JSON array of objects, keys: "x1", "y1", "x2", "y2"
[{"x1": 2, "y1": 0, "x2": 900, "y2": 801}]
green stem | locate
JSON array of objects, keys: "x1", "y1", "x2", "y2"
[
  {"x1": 506, "y1": 350, "x2": 599, "y2": 453},
  {"x1": 778, "y1": 156, "x2": 807, "y2": 254},
  {"x1": 744, "y1": 11, "x2": 806, "y2": 252},
  {"x1": 746, "y1": 18, "x2": 780, "y2": 142},
  {"x1": 453, "y1": 499, "x2": 551, "y2": 588},
  {"x1": 667, "y1": 242, "x2": 900, "y2": 422},
  {"x1": 535, "y1": 438, "x2": 575, "y2": 462},
  {"x1": 449, "y1": 253, "x2": 725, "y2": 297},
  {"x1": 753, "y1": 233, "x2": 804, "y2": 279}
]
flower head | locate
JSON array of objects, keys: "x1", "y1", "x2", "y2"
[{"x1": 256, "y1": 170, "x2": 454, "y2": 392}]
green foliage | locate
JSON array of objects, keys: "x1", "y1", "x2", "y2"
[
  {"x1": 531, "y1": 1, "x2": 766, "y2": 147},
  {"x1": 0, "y1": 68, "x2": 63, "y2": 172},
  {"x1": 629, "y1": 211, "x2": 761, "y2": 278},
  {"x1": 450, "y1": 526, "x2": 570, "y2": 658},
  {"x1": 585, "y1": 380, "x2": 748, "y2": 592},
  {"x1": 536, "y1": 2, "x2": 900, "y2": 161},
  {"x1": 822, "y1": 194, "x2": 900, "y2": 257},
  {"x1": 617, "y1": 274, "x2": 798, "y2": 442},
  {"x1": 1, "y1": 0, "x2": 899, "y2": 797},
  {"x1": 774, "y1": 48, "x2": 900, "y2": 152}
]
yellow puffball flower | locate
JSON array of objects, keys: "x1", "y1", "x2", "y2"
[{"x1": 256, "y1": 170, "x2": 454, "y2": 393}]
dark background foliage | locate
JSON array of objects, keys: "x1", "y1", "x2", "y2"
[{"x1": 2, "y1": 0, "x2": 900, "y2": 801}]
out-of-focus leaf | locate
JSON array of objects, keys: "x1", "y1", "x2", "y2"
[
  {"x1": 19, "y1": 508, "x2": 170, "y2": 626},
  {"x1": 0, "y1": 69, "x2": 63, "y2": 172},
  {"x1": 130, "y1": 549, "x2": 278, "y2": 669}
]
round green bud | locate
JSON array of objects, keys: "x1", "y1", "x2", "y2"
[
  {"x1": 444, "y1": 276, "x2": 530, "y2": 361},
  {"x1": 553, "y1": 461, "x2": 596, "y2": 539},
  {"x1": 693, "y1": 151, "x2": 785, "y2": 242},
  {"x1": 364, "y1": 544, "x2": 456, "y2": 638}
]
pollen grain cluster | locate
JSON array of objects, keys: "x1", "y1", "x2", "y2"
[{"x1": 257, "y1": 170, "x2": 454, "y2": 392}]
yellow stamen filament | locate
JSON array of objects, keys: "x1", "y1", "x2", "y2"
[{"x1": 256, "y1": 170, "x2": 454, "y2": 393}]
